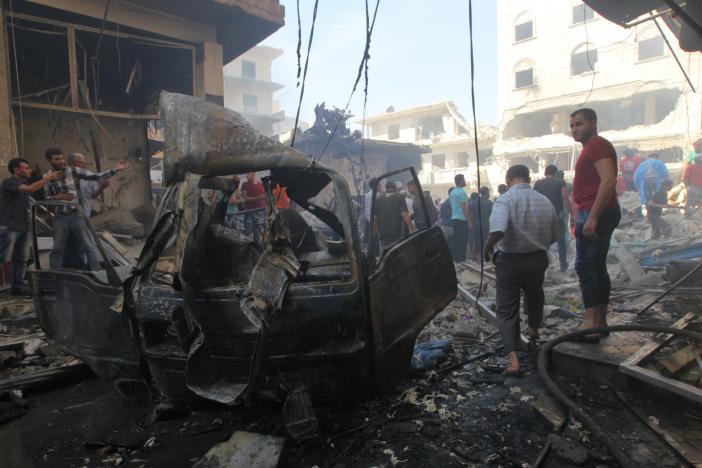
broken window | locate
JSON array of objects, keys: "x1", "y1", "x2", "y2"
[
  {"x1": 571, "y1": 45, "x2": 597, "y2": 75},
  {"x1": 638, "y1": 34, "x2": 664, "y2": 61},
  {"x1": 416, "y1": 115, "x2": 444, "y2": 139},
  {"x1": 388, "y1": 124, "x2": 400, "y2": 140},
  {"x1": 572, "y1": 4, "x2": 594, "y2": 24},
  {"x1": 243, "y1": 94, "x2": 258, "y2": 114},
  {"x1": 6, "y1": 18, "x2": 72, "y2": 106},
  {"x1": 431, "y1": 154, "x2": 446, "y2": 169},
  {"x1": 74, "y1": 30, "x2": 193, "y2": 115},
  {"x1": 514, "y1": 21, "x2": 533, "y2": 42},
  {"x1": 242, "y1": 60, "x2": 256, "y2": 79},
  {"x1": 456, "y1": 151, "x2": 469, "y2": 168},
  {"x1": 6, "y1": 14, "x2": 194, "y2": 116}
]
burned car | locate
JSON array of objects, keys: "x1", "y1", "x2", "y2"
[{"x1": 30, "y1": 92, "x2": 456, "y2": 428}]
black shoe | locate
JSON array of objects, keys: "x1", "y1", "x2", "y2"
[{"x1": 10, "y1": 286, "x2": 31, "y2": 296}]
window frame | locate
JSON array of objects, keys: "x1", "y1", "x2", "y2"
[
  {"x1": 513, "y1": 59, "x2": 536, "y2": 89},
  {"x1": 571, "y1": 3, "x2": 595, "y2": 25},
  {"x1": 241, "y1": 60, "x2": 257, "y2": 80},
  {"x1": 571, "y1": 45, "x2": 598, "y2": 76},
  {"x1": 388, "y1": 124, "x2": 400, "y2": 140}
]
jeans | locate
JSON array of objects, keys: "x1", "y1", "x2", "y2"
[
  {"x1": 575, "y1": 207, "x2": 621, "y2": 309},
  {"x1": 449, "y1": 219, "x2": 469, "y2": 262},
  {"x1": 0, "y1": 226, "x2": 30, "y2": 289},
  {"x1": 556, "y1": 210, "x2": 568, "y2": 271},
  {"x1": 50, "y1": 212, "x2": 99, "y2": 270},
  {"x1": 495, "y1": 250, "x2": 548, "y2": 353}
]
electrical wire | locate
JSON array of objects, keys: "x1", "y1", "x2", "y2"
[
  {"x1": 295, "y1": 0, "x2": 302, "y2": 87},
  {"x1": 467, "y1": 0, "x2": 486, "y2": 300},
  {"x1": 290, "y1": 0, "x2": 320, "y2": 148},
  {"x1": 315, "y1": 0, "x2": 380, "y2": 164}
]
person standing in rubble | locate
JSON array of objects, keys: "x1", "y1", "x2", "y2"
[
  {"x1": 683, "y1": 155, "x2": 702, "y2": 216},
  {"x1": 633, "y1": 153, "x2": 668, "y2": 207},
  {"x1": 483, "y1": 165, "x2": 557, "y2": 376},
  {"x1": 67, "y1": 153, "x2": 112, "y2": 218},
  {"x1": 373, "y1": 180, "x2": 415, "y2": 254},
  {"x1": 241, "y1": 172, "x2": 265, "y2": 242},
  {"x1": 469, "y1": 186, "x2": 493, "y2": 261},
  {"x1": 0, "y1": 159, "x2": 61, "y2": 295},
  {"x1": 534, "y1": 164, "x2": 570, "y2": 272},
  {"x1": 570, "y1": 108, "x2": 621, "y2": 342},
  {"x1": 449, "y1": 174, "x2": 469, "y2": 262},
  {"x1": 406, "y1": 180, "x2": 437, "y2": 230},
  {"x1": 44, "y1": 148, "x2": 129, "y2": 270},
  {"x1": 620, "y1": 149, "x2": 641, "y2": 191}
]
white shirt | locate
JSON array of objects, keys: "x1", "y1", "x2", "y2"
[{"x1": 489, "y1": 183, "x2": 558, "y2": 254}]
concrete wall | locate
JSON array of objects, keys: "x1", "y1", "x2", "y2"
[{"x1": 496, "y1": 0, "x2": 701, "y2": 116}]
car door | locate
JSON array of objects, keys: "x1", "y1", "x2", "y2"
[
  {"x1": 367, "y1": 167, "x2": 457, "y2": 392},
  {"x1": 29, "y1": 201, "x2": 145, "y2": 395}
]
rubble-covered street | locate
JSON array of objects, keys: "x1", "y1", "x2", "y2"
[{"x1": 2, "y1": 201, "x2": 702, "y2": 467}]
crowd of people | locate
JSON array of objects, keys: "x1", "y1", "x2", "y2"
[{"x1": 0, "y1": 148, "x2": 128, "y2": 295}]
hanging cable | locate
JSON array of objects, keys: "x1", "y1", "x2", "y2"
[
  {"x1": 468, "y1": 0, "x2": 486, "y2": 300},
  {"x1": 295, "y1": 0, "x2": 302, "y2": 87},
  {"x1": 359, "y1": 0, "x2": 374, "y2": 185},
  {"x1": 8, "y1": 0, "x2": 23, "y2": 156},
  {"x1": 290, "y1": 0, "x2": 320, "y2": 148},
  {"x1": 315, "y1": 0, "x2": 380, "y2": 164}
]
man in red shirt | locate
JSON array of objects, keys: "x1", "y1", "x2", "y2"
[
  {"x1": 241, "y1": 172, "x2": 266, "y2": 242},
  {"x1": 683, "y1": 155, "x2": 702, "y2": 215},
  {"x1": 620, "y1": 148, "x2": 641, "y2": 191},
  {"x1": 570, "y1": 108, "x2": 621, "y2": 343}
]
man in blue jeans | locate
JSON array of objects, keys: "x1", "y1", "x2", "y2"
[
  {"x1": 0, "y1": 159, "x2": 60, "y2": 294},
  {"x1": 570, "y1": 108, "x2": 621, "y2": 342},
  {"x1": 534, "y1": 164, "x2": 571, "y2": 272}
]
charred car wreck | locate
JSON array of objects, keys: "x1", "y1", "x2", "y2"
[{"x1": 30, "y1": 92, "x2": 457, "y2": 436}]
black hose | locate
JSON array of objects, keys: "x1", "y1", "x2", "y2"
[{"x1": 537, "y1": 324, "x2": 702, "y2": 468}]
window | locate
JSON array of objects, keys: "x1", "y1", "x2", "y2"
[
  {"x1": 638, "y1": 30, "x2": 664, "y2": 61},
  {"x1": 514, "y1": 20, "x2": 534, "y2": 42},
  {"x1": 242, "y1": 94, "x2": 258, "y2": 113},
  {"x1": 431, "y1": 154, "x2": 446, "y2": 169},
  {"x1": 571, "y1": 44, "x2": 597, "y2": 75},
  {"x1": 388, "y1": 124, "x2": 400, "y2": 140},
  {"x1": 456, "y1": 151, "x2": 469, "y2": 168},
  {"x1": 572, "y1": 4, "x2": 594, "y2": 24},
  {"x1": 514, "y1": 59, "x2": 535, "y2": 88},
  {"x1": 242, "y1": 60, "x2": 256, "y2": 79}
]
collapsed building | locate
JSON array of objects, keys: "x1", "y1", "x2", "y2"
[
  {"x1": 359, "y1": 102, "x2": 498, "y2": 195},
  {"x1": 0, "y1": 0, "x2": 285, "y2": 213},
  {"x1": 494, "y1": 0, "x2": 702, "y2": 175}
]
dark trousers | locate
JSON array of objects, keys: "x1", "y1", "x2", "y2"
[
  {"x1": 449, "y1": 219, "x2": 468, "y2": 262},
  {"x1": 556, "y1": 211, "x2": 568, "y2": 271},
  {"x1": 648, "y1": 212, "x2": 669, "y2": 239},
  {"x1": 495, "y1": 250, "x2": 548, "y2": 353},
  {"x1": 575, "y1": 207, "x2": 621, "y2": 309},
  {"x1": 0, "y1": 226, "x2": 30, "y2": 289}
]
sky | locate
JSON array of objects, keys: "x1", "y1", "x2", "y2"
[{"x1": 261, "y1": 0, "x2": 498, "y2": 128}]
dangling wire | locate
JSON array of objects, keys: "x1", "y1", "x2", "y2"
[
  {"x1": 8, "y1": 0, "x2": 23, "y2": 156},
  {"x1": 314, "y1": 0, "x2": 380, "y2": 164},
  {"x1": 290, "y1": 0, "x2": 320, "y2": 148},
  {"x1": 468, "y1": 0, "x2": 486, "y2": 301},
  {"x1": 295, "y1": 0, "x2": 302, "y2": 87}
]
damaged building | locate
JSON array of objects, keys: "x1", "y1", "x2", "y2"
[
  {"x1": 494, "y1": 0, "x2": 702, "y2": 174},
  {"x1": 0, "y1": 0, "x2": 285, "y2": 213},
  {"x1": 360, "y1": 102, "x2": 498, "y2": 195}
]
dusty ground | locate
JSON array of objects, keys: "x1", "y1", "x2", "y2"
[{"x1": 0, "y1": 292, "x2": 698, "y2": 468}]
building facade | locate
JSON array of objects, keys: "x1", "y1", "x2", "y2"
[
  {"x1": 0, "y1": 0, "x2": 284, "y2": 212},
  {"x1": 495, "y1": 0, "x2": 702, "y2": 173},
  {"x1": 360, "y1": 102, "x2": 497, "y2": 195},
  {"x1": 223, "y1": 45, "x2": 285, "y2": 136}
]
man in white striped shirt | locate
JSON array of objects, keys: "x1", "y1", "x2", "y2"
[{"x1": 483, "y1": 165, "x2": 558, "y2": 376}]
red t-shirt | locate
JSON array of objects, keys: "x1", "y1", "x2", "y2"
[
  {"x1": 684, "y1": 163, "x2": 702, "y2": 187},
  {"x1": 241, "y1": 180, "x2": 265, "y2": 210},
  {"x1": 573, "y1": 135, "x2": 619, "y2": 211}
]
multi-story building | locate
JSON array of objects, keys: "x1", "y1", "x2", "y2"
[
  {"x1": 495, "y1": 0, "x2": 702, "y2": 173},
  {"x1": 223, "y1": 45, "x2": 285, "y2": 136},
  {"x1": 360, "y1": 102, "x2": 497, "y2": 195}
]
